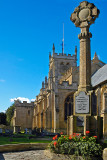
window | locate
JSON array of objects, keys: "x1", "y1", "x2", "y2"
[
  {"x1": 92, "y1": 93, "x2": 97, "y2": 115},
  {"x1": 64, "y1": 94, "x2": 73, "y2": 120},
  {"x1": 28, "y1": 110, "x2": 30, "y2": 116}
]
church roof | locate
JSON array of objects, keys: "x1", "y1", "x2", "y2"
[
  {"x1": 91, "y1": 64, "x2": 107, "y2": 87},
  {"x1": 91, "y1": 52, "x2": 105, "y2": 66},
  {"x1": 93, "y1": 52, "x2": 99, "y2": 60}
]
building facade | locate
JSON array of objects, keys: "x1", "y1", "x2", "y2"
[
  {"x1": 32, "y1": 45, "x2": 78, "y2": 133},
  {"x1": 12, "y1": 46, "x2": 107, "y2": 138},
  {"x1": 32, "y1": 45, "x2": 106, "y2": 135},
  {"x1": 12, "y1": 1, "x2": 107, "y2": 139},
  {"x1": 12, "y1": 100, "x2": 34, "y2": 133}
]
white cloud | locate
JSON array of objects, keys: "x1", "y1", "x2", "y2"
[
  {"x1": 31, "y1": 99, "x2": 35, "y2": 102},
  {"x1": 10, "y1": 97, "x2": 35, "y2": 103},
  {"x1": 0, "y1": 79, "x2": 5, "y2": 82},
  {"x1": 0, "y1": 110, "x2": 6, "y2": 113}
]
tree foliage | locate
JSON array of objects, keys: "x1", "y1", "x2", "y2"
[
  {"x1": 0, "y1": 112, "x2": 6, "y2": 125},
  {"x1": 6, "y1": 104, "x2": 15, "y2": 125}
]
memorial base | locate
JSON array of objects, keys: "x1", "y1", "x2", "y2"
[{"x1": 67, "y1": 115, "x2": 90, "y2": 136}]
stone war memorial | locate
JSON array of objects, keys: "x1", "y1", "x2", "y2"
[
  {"x1": 68, "y1": 0, "x2": 105, "y2": 138},
  {"x1": 12, "y1": 1, "x2": 107, "y2": 140}
]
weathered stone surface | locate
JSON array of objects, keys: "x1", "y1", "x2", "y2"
[
  {"x1": 0, "y1": 143, "x2": 49, "y2": 152},
  {"x1": 12, "y1": 100, "x2": 34, "y2": 132},
  {"x1": 92, "y1": 7, "x2": 99, "y2": 17},
  {"x1": 80, "y1": 1, "x2": 88, "y2": 8},
  {"x1": 0, "y1": 149, "x2": 104, "y2": 160},
  {"x1": 103, "y1": 148, "x2": 107, "y2": 160},
  {"x1": 44, "y1": 150, "x2": 83, "y2": 160},
  {"x1": 70, "y1": 1, "x2": 100, "y2": 92},
  {"x1": 44, "y1": 150, "x2": 103, "y2": 160},
  {"x1": 79, "y1": 8, "x2": 89, "y2": 20},
  {"x1": 0, "y1": 150, "x2": 51, "y2": 160},
  {"x1": 71, "y1": 12, "x2": 77, "y2": 22},
  {"x1": 70, "y1": 1, "x2": 100, "y2": 27}
]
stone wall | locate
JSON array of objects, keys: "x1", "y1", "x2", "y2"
[
  {"x1": 0, "y1": 143, "x2": 49, "y2": 152},
  {"x1": 12, "y1": 101, "x2": 34, "y2": 132}
]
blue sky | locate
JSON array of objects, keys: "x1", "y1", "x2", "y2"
[{"x1": 0, "y1": 0, "x2": 107, "y2": 112}]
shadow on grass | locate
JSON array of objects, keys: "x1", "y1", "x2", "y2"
[{"x1": 0, "y1": 153, "x2": 5, "y2": 160}]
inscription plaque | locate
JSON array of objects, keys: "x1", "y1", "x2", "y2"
[{"x1": 75, "y1": 91, "x2": 89, "y2": 114}]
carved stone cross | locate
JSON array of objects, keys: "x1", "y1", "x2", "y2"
[{"x1": 70, "y1": 1, "x2": 100, "y2": 91}]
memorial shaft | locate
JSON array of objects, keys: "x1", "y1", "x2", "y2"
[{"x1": 78, "y1": 27, "x2": 92, "y2": 91}]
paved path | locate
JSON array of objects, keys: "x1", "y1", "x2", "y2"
[{"x1": 0, "y1": 150, "x2": 52, "y2": 160}]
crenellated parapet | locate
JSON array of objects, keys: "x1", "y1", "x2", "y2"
[
  {"x1": 14, "y1": 100, "x2": 34, "y2": 107},
  {"x1": 49, "y1": 43, "x2": 77, "y2": 61},
  {"x1": 51, "y1": 52, "x2": 76, "y2": 60}
]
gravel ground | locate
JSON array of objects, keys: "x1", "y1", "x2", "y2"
[{"x1": 0, "y1": 150, "x2": 52, "y2": 160}]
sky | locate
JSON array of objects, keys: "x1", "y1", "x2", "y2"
[{"x1": 0, "y1": 0, "x2": 107, "y2": 112}]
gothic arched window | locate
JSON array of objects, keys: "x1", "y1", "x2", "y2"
[
  {"x1": 64, "y1": 94, "x2": 73, "y2": 120},
  {"x1": 92, "y1": 93, "x2": 97, "y2": 115}
]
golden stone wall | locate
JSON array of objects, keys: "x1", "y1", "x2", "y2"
[
  {"x1": 13, "y1": 101, "x2": 34, "y2": 132},
  {"x1": 12, "y1": 45, "x2": 106, "y2": 136},
  {"x1": 32, "y1": 49, "x2": 106, "y2": 135}
]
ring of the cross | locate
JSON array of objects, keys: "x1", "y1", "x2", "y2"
[{"x1": 70, "y1": 1, "x2": 100, "y2": 28}]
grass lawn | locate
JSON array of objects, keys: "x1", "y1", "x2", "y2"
[{"x1": 0, "y1": 134, "x2": 52, "y2": 145}]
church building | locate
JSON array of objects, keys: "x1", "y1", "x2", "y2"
[
  {"x1": 12, "y1": 44, "x2": 107, "y2": 139},
  {"x1": 32, "y1": 46, "x2": 106, "y2": 138},
  {"x1": 12, "y1": 1, "x2": 107, "y2": 139}
]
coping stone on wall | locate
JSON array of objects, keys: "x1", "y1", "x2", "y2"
[
  {"x1": 0, "y1": 143, "x2": 49, "y2": 152},
  {"x1": 103, "y1": 148, "x2": 107, "y2": 160}
]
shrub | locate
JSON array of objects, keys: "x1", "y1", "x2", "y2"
[
  {"x1": 48, "y1": 132, "x2": 103, "y2": 159},
  {"x1": 60, "y1": 142, "x2": 74, "y2": 155}
]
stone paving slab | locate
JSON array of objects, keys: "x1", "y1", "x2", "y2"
[
  {"x1": 0, "y1": 150, "x2": 52, "y2": 160},
  {"x1": 0, "y1": 149, "x2": 104, "y2": 160}
]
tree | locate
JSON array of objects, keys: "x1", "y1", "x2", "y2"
[
  {"x1": 0, "y1": 112, "x2": 6, "y2": 125},
  {"x1": 6, "y1": 103, "x2": 15, "y2": 125}
]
